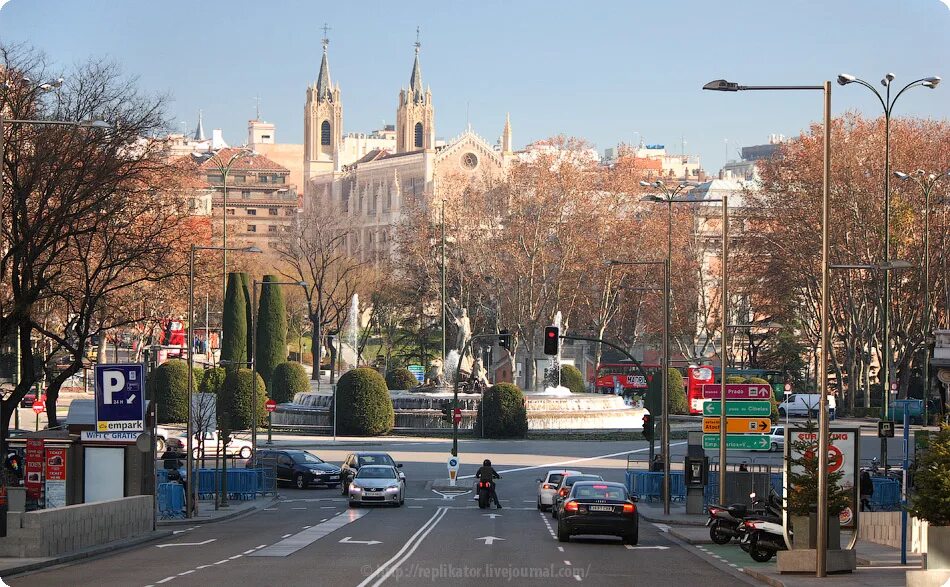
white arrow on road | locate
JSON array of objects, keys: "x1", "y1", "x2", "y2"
[
  {"x1": 624, "y1": 545, "x2": 670, "y2": 550},
  {"x1": 157, "y1": 539, "x2": 216, "y2": 548},
  {"x1": 339, "y1": 536, "x2": 382, "y2": 545},
  {"x1": 482, "y1": 513, "x2": 503, "y2": 519},
  {"x1": 476, "y1": 536, "x2": 505, "y2": 545}
]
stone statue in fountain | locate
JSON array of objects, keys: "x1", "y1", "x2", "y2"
[
  {"x1": 446, "y1": 298, "x2": 474, "y2": 374},
  {"x1": 471, "y1": 356, "x2": 490, "y2": 391},
  {"x1": 426, "y1": 359, "x2": 444, "y2": 387}
]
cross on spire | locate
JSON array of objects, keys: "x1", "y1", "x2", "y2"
[
  {"x1": 414, "y1": 25, "x2": 421, "y2": 54},
  {"x1": 322, "y1": 23, "x2": 331, "y2": 51}
]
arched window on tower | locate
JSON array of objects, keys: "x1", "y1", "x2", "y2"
[
  {"x1": 414, "y1": 122, "x2": 423, "y2": 148},
  {"x1": 321, "y1": 120, "x2": 331, "y2": 146}
]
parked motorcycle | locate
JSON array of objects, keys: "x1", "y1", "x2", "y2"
[
  {"x1": 706, "y1": 490, "x2": 782, "y2": 547},
  {"x1": 741, "y1": 510, "x2": 791, "y2": 563}
]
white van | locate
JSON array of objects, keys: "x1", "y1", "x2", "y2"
[{"x1": 778, "y1": 394, "x2": 836, "y2": 419}]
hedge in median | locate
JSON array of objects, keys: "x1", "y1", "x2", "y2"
[
  {"x1": 270, "y1": 361, "x2": 310, "y2": 404},
  {"x1": 218, "y1": 368, "x2": 268, "y2": 430},
  {"x1": 221, "y1": 272, "x2": 248, "y2": 369},
  {"x1": 255, "y1": 275, "x2": 288, "y2": 390},
  {"x1": 386, "y1": 367, "x2": 418, "y2": 391},
  {"x1": 337, "y1": 367, "x2": 394, "y2": 436},
  {"x1": 475, "y1": 382, "x2": 528, "y2": 438},
  {"x1": 149, "y1": 359, "x2": 192, "y2": 424}
]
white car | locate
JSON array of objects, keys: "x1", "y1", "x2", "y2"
[
  {"x1": 768, "y1": 426, "x2": 785, "y2": 452},
  {"x1": 536, "y1": 470, "x2": 581, "y2": 511},
  {"x1": 168, "y1": 431, "x2": 254, "y2": 459},
  {"x1": 348, "y1": 465, "x2": 404, "y2": 507}
]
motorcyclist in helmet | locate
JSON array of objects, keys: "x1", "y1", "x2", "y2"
[{"x1": 475, "y1": 459, "x2": 502, "y2": 509}]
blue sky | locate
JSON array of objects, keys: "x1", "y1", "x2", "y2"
[{"x1": 2, "y1": 0, "x2": 948, "y2": 172}]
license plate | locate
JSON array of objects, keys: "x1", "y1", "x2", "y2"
[
  {"x1": 589, "y1": 505, "x2": 613, "y2": 512},
  {"x1": 328, "y1": 475, "x2": 339, "y2": 480}
]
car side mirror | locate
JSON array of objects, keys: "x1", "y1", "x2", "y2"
[
  {"x1": 631, "y1": 495, "x2": 639, "y2": 503},
  {"x1": 536, "y1": 478, "x2": 542, "y2": 483},
  {"x1": 397, "y1": 463, "x2": 403, "y2": 468}
]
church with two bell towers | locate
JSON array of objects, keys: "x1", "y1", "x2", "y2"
[{"x1": 303, "y1": 31, "x2": 516, "y2": 264}]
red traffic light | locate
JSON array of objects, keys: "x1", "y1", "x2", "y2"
[{"x1": 543, "y1": 326, "x2": 559, "y2": 355}]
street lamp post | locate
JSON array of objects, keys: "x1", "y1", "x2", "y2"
[
  {"x1": 704, "y1": 78, "x2": 832, "y2": 577},
  {"x1": 894, "y1": 169, "x2": 948, "y2": 425},
  {"x1": 607, "y1": 260, "x2": 670, "y2": 514},
  {"x1": 187, "y1": 244, "x2": 260, "y2": 518},
  {"x1": 250, "y1": 279, "x2": 307, "y2": 457},
  {"x1": 837, "y1": 73, "x2": 940, "y2": 415},
  {"x1": 213, "y1": 148, "x2": 254, "y2": 321}
]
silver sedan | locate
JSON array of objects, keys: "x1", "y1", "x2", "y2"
[{"x1": 347, "y1": 465, "x2": 405, "y2": 507}]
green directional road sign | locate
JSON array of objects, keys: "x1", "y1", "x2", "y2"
[
  {"x1": 702, "y1": 434, "x2": 771, "y2": 451},
  {"x1": 702, "y1": 400, "x2": 772, "y2": 417}
]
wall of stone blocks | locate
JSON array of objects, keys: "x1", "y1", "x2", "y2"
[
  {"x1": 0, "y1": 495, "x2": 153, "y2": 557},
  {"x1": 858, "y1": 511, "x2": 928, "y2": 553}
]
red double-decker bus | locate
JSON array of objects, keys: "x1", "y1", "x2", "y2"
[
  {"x1": 686, "y1": 365, "x2": 715, "y2": 414},
  {"x1": 594, "y1": 363, "x2": 661, "y2": 395}
]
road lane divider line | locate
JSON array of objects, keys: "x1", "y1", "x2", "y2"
[
  {"x1": 356, "y1": 507, "x2": 448, "y2": 587},
  {"x1": 251, "y1": 508, "x2": 371, "y2": 557},
  {"x1": 457, "y1": 442, "x2": 688, "y2": 479}
]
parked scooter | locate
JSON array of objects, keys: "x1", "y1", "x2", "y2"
[
  {"x1": 740, "y1": 494, "x2": 790, "y2": 563},
  {"x1": 706, "y1": 489, "x2": 782, "y2": 547}
]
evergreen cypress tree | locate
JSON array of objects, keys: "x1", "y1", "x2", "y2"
[
  {"x1": 239, "y1": 272, "x2": 253, "y2": 362},
  {"x1": 221, "y1": 272, "x2": 247, "y2": 370},
  {"x1": 255, "y1": 275, "x2": 288, "y2": 390}
]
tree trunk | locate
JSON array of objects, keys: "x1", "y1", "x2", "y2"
[
  {"x1": 44, "y1": 366, "x2": 79, "y2": 428},
  {"x1": 310, "y1": 317, "x2": 321, "y2": 381},
  {"x1": 524, "y1": 343, "x2": 535, "y2": 392}
]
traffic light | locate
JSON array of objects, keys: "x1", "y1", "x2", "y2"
[
  {"x1": 642, "y1": 414, "x2": 654, "y2": 442},
  {"x1": 498, "y1": 330, "x2": 512, "y2": 351},
  {"x1": 543, "y1": 326, "x2": 559, "y2": 355}
]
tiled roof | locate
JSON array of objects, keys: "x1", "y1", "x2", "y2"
[
  {"x1": 169, "y1": 156, "x2": 211, "y2": 189},
  {"x1": 196, "y1": 148, "x2": 290, "y2": 173}
]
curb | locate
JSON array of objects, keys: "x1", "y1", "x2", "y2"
[
  {"x1": 743, "y1": 568, "x2": 785, "y2": 587},
  {"x1": 669, "y1": 527, "x2": 714, "y2": 544},
  {"x1": 0, "y1": 530, "x2": 173, "y2": 579},
  {"x1": 637, "y1": 511, "x2": 707, "y2": 527},
  {"x1": 157, "y1": 494, "x2": 280, "y2": 527}
]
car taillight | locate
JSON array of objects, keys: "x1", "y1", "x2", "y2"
[
  {"x1": 564, "y1": 501, "x2": 578, "y2": 513},
  {"x1": 623, "y1": 503, "x2": 636, "y2": 514},
  {"x1": 744, "y1": 520, "x2": 758, "y2": 528},
  {"x1": 542, "y1": 483, "x2": 555, "y2": 490}
]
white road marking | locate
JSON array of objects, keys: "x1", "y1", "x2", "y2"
[
  {"x1": 156, "y1": 578, "x2": 175, "y2": 584},
  {"x1": 243, "y1": 548, "x2": 257, "y2": 554},
  {"x1": 457, "y1": 443, "x2": 688, "y2": 479},
  {"x1": 320, "y1": 506, "x2": 336, "y2": 509},
  {"x1": 256, "y1": 544, "x2": 267, "y2": 549},
  {"x1": 558, "y1": 546, "x2": 565, "y2": 552},
  {"x1": 282, "y1": 534, "x2": 292, "y2": 538},
  {"x1": 177, "y1": 570, "x2": 194, "y2": 576},
  {"x1": 213, "y1": 559, "x2": 229, "y2": 565},
  {"x1": 156, "y1": 539, "x2": 216, "y2": 548},
  {"x1": 652, "y1": 523, "x2": 672, "y2": 533},
  {"x1": 564, "y1": 560, "x2": 572, "y2": 566},
  {"x1": 625, "y1": 545, "x2": 670, "y2": 550},
  {"x1": 195, "y1": 565, "x2": 212, "y2": 570},
  {"x1": 357, "y1": 507, "x2": 449, "y2": 587},
  {"x1": 574, "y1": 574, "x2": 583, "y2": 582},
  {"x1": 228, "y1": 555, "x2": 242, "y2": 560},
  {"x1": 252, "y1": 508, "x2": 371, "y2": 557},
  {"x1": 483, "y1": 513, "x2": 502, "y2": 519},
  {"x1": 292, "y1": 507, "x2": 307, "y2": 510},
  {"x1": 339, "y1": 536, "x2": 382, "y2": 545},
  {"x1": 408, "y1": 506, "x2": 423, "y2": 508},
  {"x1": 475, "y1": 536, "x2": 505, "y2": 545}
]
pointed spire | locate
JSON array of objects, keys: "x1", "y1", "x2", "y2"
[
  {"x1": 316, "y1": 24, "x2": 333, "y2": 102},
  {"x1": 409, "y1": 27, "x2": 424, "y2": 102},
  {"x1": 194, "y1": 109, "x2": 205, "y2": 141},
  {"x1": 502, "y1": 112, "x2": 512, "y2": 154}
]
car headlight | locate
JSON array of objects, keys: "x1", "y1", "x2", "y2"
[
  {"x1": 385, "y1": 486, "x2": 399, "y2": 492},
  {"x1": 350, "y1": 486, "x2": 362, "y2": 493},
  {"x1": 309, "y1": 469, "x2": 323, "y2": 475}
]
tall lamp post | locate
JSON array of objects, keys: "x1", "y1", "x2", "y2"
[
  {"x1": 607, "y1": 259, "x2": 670, "y2": 514},
  {"x1": 704, "y1": 78, "x2": 832, "y2": 577},
  {"x1": 836, "y1": 73, "x2": 940, "y2": 415},
  {"x1": 642, "y1": 184, "x2": 727, "y2": 506},
  {"x1": 894, "y1": 169, "x2": 948, "y2": 425},
  {"x1": 250, "y1": 279, "x2": 307, "y2": 456},
  {"x1": 187, "y1": 244, "x2": 261, "y2": 518},
  {"x1": 211, "y1": 148, "x2": 254, "y2": 314}
]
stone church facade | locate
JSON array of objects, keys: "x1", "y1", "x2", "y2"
[{"x1": 303, "y1": 37, "x2": 516, "y2": 263}]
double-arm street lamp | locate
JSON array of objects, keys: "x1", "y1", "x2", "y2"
[
  {"x1": 837, "y1": 72, "x2": 940, "y2": 414},
  {"x1": 606, "y1": 259, "x2": 671, "y2": 514},
  {"x1": 187, "y1": 244, "x2": 261, "y2": 518},
  {"x1": 250, "y1": 279, "x2": 307, "y2": 456},
  {"x1": 704, "y1": 77, "x2": 833, "y2": 577},
  {"x1": 211, "y1": 148, "x2": 255, "y2": 306},
  {"x1": 894, "y1": 169, "x2": 949, "y2": 425}
]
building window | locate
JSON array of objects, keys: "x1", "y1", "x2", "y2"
[
  {"x1": 226, "y1": 208, "x2": 235, "y2": 216},
  {"x1": 268, "y1": 225, "x2": 277, "y2": 233},
  {"x1": 268, "y1": 208, "x2": 278, "y2": 215},
  {"x1": 285, "y1": 208, "x2": 295, "y2": 216},
  {"x1": 414, "y1": 122, "x2": 423, "y2": 148},
  {"x1": 321, "y1": 120, "x2": 331, "y2": 146},
  {"x1": 208, "y1": 174, "x2": 224, "y2": 183},
  {"x1": 247, "y1": 209, "x2": 257, "y2": 216},
  {"x1": 247, "y1": 225, "x2": 257, "y2": 233},
  {"x1": 259, "y1": 174, "x2": 269, "y2": 183},
  {"x1": 241, "y1": 190, "x2": 251, "y2": 199}
]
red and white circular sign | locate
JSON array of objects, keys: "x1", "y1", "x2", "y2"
[
  {"x1": 827, "y1": 445, "x2": 844, "y2": 473},
  {"x1": 265, "y1": 399, "x2": 278, "y2": 413},
  {"x1": 32, "y1": 400, "x2": 45, "y2": 414}
]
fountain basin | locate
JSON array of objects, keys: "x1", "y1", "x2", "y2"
[{"x1": 272, "y1": 390, "x2": 645, "y2": 431}]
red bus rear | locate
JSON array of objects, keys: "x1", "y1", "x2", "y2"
[
  {"x1": 686, "y1": 365, "x2": 714, "y2": 415},
  {"x1": 594, "y1": 363, "x2": 660, "y2": 395}
]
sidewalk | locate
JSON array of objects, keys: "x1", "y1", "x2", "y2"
[
  {"x1": 158, "y1": 494, "x2": 279, "y2": 526},
  {"x1": 636, "y1": 502, "x2": 922, "y2": 586}
]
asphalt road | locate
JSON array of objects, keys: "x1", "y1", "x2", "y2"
[{"x1": 9, "y1": 437, "x2": 756, "y2": 587}]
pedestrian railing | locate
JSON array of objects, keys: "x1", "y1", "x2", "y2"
[{"x1": 157, "y1": 482, "x2": 186, "y2": 519}]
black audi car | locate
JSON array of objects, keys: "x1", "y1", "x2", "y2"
[
  {"x1": 556, "y1": 481, "x2": 639, "y2": 545},
  {"x1": 247, "y1": 449, "x2": 341, "y2": 489}
]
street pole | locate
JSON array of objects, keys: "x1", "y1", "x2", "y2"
[
  {"x1": 441, "y1": 200, "x2": 447, "y2": 369},
  {"x1": 816, "y1": 81, "x2": 833, "y2": 578},
  {"x1": 719, "y1": 194, "x2": 728, "y2": 506},
  {"x1": 662, "y1": 258, "x2": 671, "y2": 515},
  {"x1": 251, "y1": 280, "x2": 258, "y2": 458},
  {"x1": 186, "y1": 245, "x2": 196, "y2": 518}
]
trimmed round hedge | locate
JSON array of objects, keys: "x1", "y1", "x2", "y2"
[
  {"x1": 668, "y1": 368, "x2": 688, "y2": 414},
  {"x1": 560, "y1": 364, "x2": 586, "y2": 394},
  {"x1": 337, "y1": 367, "x2": 394, "y2": 436},
  {"x1": 219, "y1": 368, "x2": 268, "y2": 430},
  {"x1": 199, "y1": 367, "x2": 226, "y2": 395},
  {"x1": 475, "y1": 382, "x2": 528, "y2": 438},
  {"x1": 270, "y1": 361, "x2": 310, "y2": 404},
  {"x1": 149, "y1": 359, "x2": 192, "y2": 424},
  {"x1": 386, "y1": 367, "x2": 418, "y2": 391}
]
